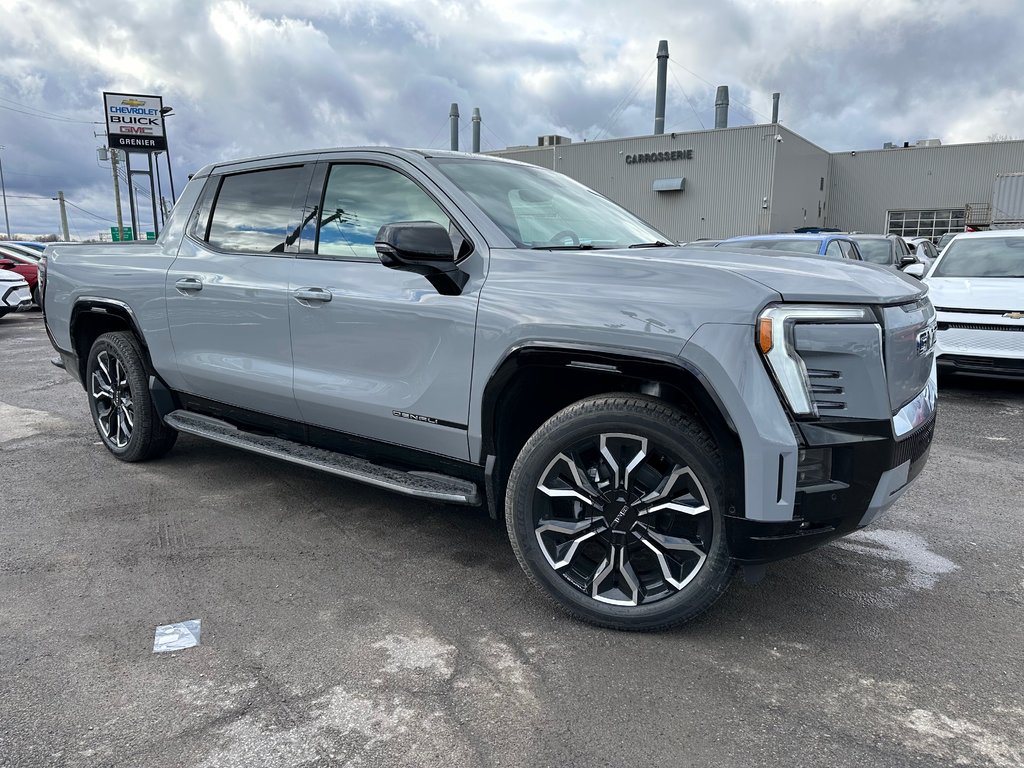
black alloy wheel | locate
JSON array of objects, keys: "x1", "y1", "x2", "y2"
[
  {"x1": 86, "y1": 332, "x2": 177, "y2": 462},
  {"x1": 506, "y1": 395, "x2": 733, "y2": 631}
]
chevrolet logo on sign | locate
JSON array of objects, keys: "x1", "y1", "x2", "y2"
[
  {"x1": 1004, "y1": 312, "x2": 1024, "y2": 320},
  {"x1": 121, "y1": 98, "x2": 146, "y2": 107}
]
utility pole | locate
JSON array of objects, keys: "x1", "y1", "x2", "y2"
[
  {"x1": 0, "y1": 146, "x2": 10, "y2": 239},
  {"x1": 56, "y1": 190, "x2": 70, "y2": 241},
  {"x1": 110, "y1": 149, "x2": 124, "y2": 241}
]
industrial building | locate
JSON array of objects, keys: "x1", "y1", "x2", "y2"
[{"x1": 485, "y1": 43, "x2": 1024, "y2": 244}]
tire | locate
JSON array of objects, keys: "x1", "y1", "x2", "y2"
[
  {"x1": 505, "y1": 394, "x2": 733, "y2": 631},
  {"x1": 85, "y1": 331, "x2": 177, "y2": 462},
  {"x1": 31, "y1": 286, "x2": 41, "y2": 309}
]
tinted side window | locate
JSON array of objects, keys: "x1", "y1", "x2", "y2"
[
  {"x1": 206, "y1": 166, "x2": 307, "y2": 253},
  {"x1": 824, "y1": 240, "x2": 844, "y2": 259},
  {"x1": 316, "y1": 164, "x2": 450, "y2": 260}
]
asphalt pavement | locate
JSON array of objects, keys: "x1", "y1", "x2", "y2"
[{"x1": 2, "y1": 310, "x2": 1022, "y2": 767}]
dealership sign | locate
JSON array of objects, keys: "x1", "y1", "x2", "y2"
[{"x1": 103, "y1": 92, "x2": 167, "y2": 152}]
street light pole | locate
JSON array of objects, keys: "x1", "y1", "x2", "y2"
[{"x1": 0, "y1": 146, "x2": 11, "y2": 239}]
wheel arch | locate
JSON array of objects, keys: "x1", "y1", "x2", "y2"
[
  {"x1": 70, "y1": 298, "x2": 152, "y2": 386},
  {"x1": 479, "y1": 344, "x2": 745, "y2": 520}
]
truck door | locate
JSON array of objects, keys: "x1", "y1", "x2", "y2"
[
  {"x1": 287, "y1": 157, "x2": 485, "y2": 460},
  {"x1": 165, "y1": 162, "x2": 314, "y2": 421}
]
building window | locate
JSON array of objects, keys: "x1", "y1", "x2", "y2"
[{"x1": 886, "y1": 209, "x2": 965, "y2": 243}]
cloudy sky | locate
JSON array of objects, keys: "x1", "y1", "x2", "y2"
[{"x1": 1, "y1": 0, "x2": 1022, "y2": 238}]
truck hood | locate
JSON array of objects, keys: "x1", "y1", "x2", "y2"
[
  {"x1": 925, "y1": 276, "x2": 1024, "y2": 312},
  {"x1": 668, "y1": 248, "x2": 927, "y2": 304}
]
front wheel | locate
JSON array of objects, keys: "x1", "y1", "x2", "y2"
[
  {"x1": 86, "y1": 331, "x2": 177, "y2": 462},
  {"x1": 505, "y1": 395, "x2": 733, "y2": 631}
]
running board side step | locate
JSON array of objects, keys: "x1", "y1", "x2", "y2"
[{"x1": 163, "y1": 410, "x2": 481, "y2": 506}]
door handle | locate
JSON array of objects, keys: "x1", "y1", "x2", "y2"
[
  {"x1": 293, "y1": 287, "x2": 332, "y2": 304},
  {"x1": 175, "y1": 277, "x2": 203, "y2": 293}
]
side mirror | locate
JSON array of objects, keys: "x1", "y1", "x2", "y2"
[
  {"x1": 903, "y1": 263, "x2": 926, "y2": 279},
  {"x1": 375, "y1": 221, "x2": 468, "y2": 295},
  {"x1": 0, "y1": 259, "x2": 15, "y2": 269},
  {"x1": 899, "y1": 254, "x2": 917, "y2": 267}
]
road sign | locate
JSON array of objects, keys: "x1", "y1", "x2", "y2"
[
  {"x1": 111, "y1": 226, "x2": 134, "y2": 241},
  {"x1": 146, "y1": 231, "x2": 156, "y2": 240}
]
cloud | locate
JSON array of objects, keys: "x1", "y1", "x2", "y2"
[{"x1": 1, "y1": 0, "x2": 1023, "y2": 236}]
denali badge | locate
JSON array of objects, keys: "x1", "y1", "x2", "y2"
[
  {"x1": 393, "y1": 410, "x2": 438, "y2": 425},
  {"x1": 916, "y1": 325, "x2": 937, "y2": 356}
]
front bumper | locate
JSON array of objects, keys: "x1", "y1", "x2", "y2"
[
  {"x1": 727, "y1": 372, "x2": 937, "y2": 563},
  {"x1": 935, "y1": 311, "x2": 1024, "y2": 374},
  {"x1": 2, "y1": 283, "x2": 32, "y2": 310}
]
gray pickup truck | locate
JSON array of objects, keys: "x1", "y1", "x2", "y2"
[{"x1": 41, "y1": 148, "x2": 937, "y2": 630}]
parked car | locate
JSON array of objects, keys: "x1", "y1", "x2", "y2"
[
  {"x1": 715, "y1": 232, "x2": 863, "y2": 260},
  {"x1": 0, "y1": 269, "x2": 32, "y2": 318},
  {"x1": 921, "y1": 229, "x2": 1024, "y2": 376},
  {"x1": 0, "y1": 244, "x2": 41, "y2": 306},
  {"x1": 907, "y1": 237, "x2": 939, "y2": 267},
  {"x1": 2, "y1": 240, "x2": 47, "y2": 254},
  {"x1": 41, "y1": 147, "x2": 937, "y2": 630},
  {"x1": 847, "y1": 233, "x2": 919, "y2": 271},
  {"x1": 936, "y1": 232, "x2": 959, "y2": 253}
]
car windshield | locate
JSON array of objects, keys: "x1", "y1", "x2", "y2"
[
  {"x1": 852, "y1": 239, "x2": 891, "y2": 264},
  {"x1": 932, "y1": 237, "x2": 1024, "y2": 277},
  {"x1": 719, "y1": 239, "x2": 821, "y2": 254},
  {"x1": 428, "y1": 158, "x2": 671, "y2": 249}
]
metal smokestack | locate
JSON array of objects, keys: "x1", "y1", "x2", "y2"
[
  {"x1": 772, "y1": 92, "x2": 780, "y2": 123},
  {"x1": 449, "y1": 102, "x2": 460, "y2": 151},
  {"x1": 471, "y1": 107, "x2": 481, "y2": 153},
  {"x1": 714, "y1": 86, "x2": 729, "y2": 129},
  {"x1": 654, "y1": 40, "x2": 669, "y2": 135}
]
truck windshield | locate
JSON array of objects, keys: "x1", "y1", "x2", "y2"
[
  {"x1": 428, "y1": 158, "x2": 671, "y2": 249},
  {"x1": 932, "y1": 237, "x2": 1024, "y2": 277}
]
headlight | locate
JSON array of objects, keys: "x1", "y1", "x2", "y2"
[{"x1": 757, "y1": 304, "x2": 875, "y2": 416}]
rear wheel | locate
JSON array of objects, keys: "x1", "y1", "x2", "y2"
[
  {"x1": 505, "y1": 395, "x2": 733, "y2": 631},
  {"x1": 86, "y1": 332, "x2": 177, "y2": 462}
]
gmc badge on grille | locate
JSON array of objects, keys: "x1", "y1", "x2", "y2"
[{"x1": 916, "y1": 325, "x2": 937, "y2": 356}]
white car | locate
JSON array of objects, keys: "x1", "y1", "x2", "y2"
[
  {"x1": 0, "y1": 270, "x2": 32, "y2": 318},
  {"x1": 921, "y1": 229, "x2": 1024, "y2": 376}
]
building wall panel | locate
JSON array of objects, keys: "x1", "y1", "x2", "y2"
[{"x1": 827, "y1": 141, "x2": 1024, "y2": 232}]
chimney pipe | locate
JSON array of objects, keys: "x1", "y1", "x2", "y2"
[
  {"x1": 449, "y1": 102, "x2": 460, "y2": 151},
  {"x1": 653, "y1": 40, "x2": 669, "y2": 135},
  {"x1": 714, "y1": 86, "x2": 729, "y2": 129},
  {"x1": 771, "y1": 92, "x2": 780, "y2": 123},
  {"x1": 471, "y1": 107, "x2": 481, "y2": 153}
]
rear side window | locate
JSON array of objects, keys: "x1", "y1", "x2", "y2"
[{"x1": 204, "y1": 166, "x2": 308, "y2": 253}]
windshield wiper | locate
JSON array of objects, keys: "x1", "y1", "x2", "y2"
[
  {"x1": 628, "y1": 241, "x2": 674, "y2": 248},
  {"x1": 530, "y1": 243, "x2": 605, "y2": 250}
]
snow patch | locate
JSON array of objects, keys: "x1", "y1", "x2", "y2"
[
  {"x1": 835, "y1": 529, "x2": 958, "y2": 590},
  {"x1": 0, "y1": 401, "x2": 68, "y2": 442}
]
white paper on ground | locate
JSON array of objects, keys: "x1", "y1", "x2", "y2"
[{"x1": 153, "y1": 619, "x2": 201, "y2": 653}]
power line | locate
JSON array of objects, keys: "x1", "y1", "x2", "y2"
[
  {"x1": 0, "y1": 100, "x2": 101, "y2": 125},
  {"x1": 64, "y1": 200, "x2": 117, "y2": 223},
  {"x1": 667, "y1": 59, "x2": 774, "y2": 123},
  {"x1": 592, "y1": 60, "x2": 657, "y2": 141},
  {"x1": 668, "y1": 67, "x2": 704, "y2": 130}
]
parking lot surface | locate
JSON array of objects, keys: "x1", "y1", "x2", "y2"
[{"x1": 2, "y1": 310, "x2": 1022, "y2": 768}]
